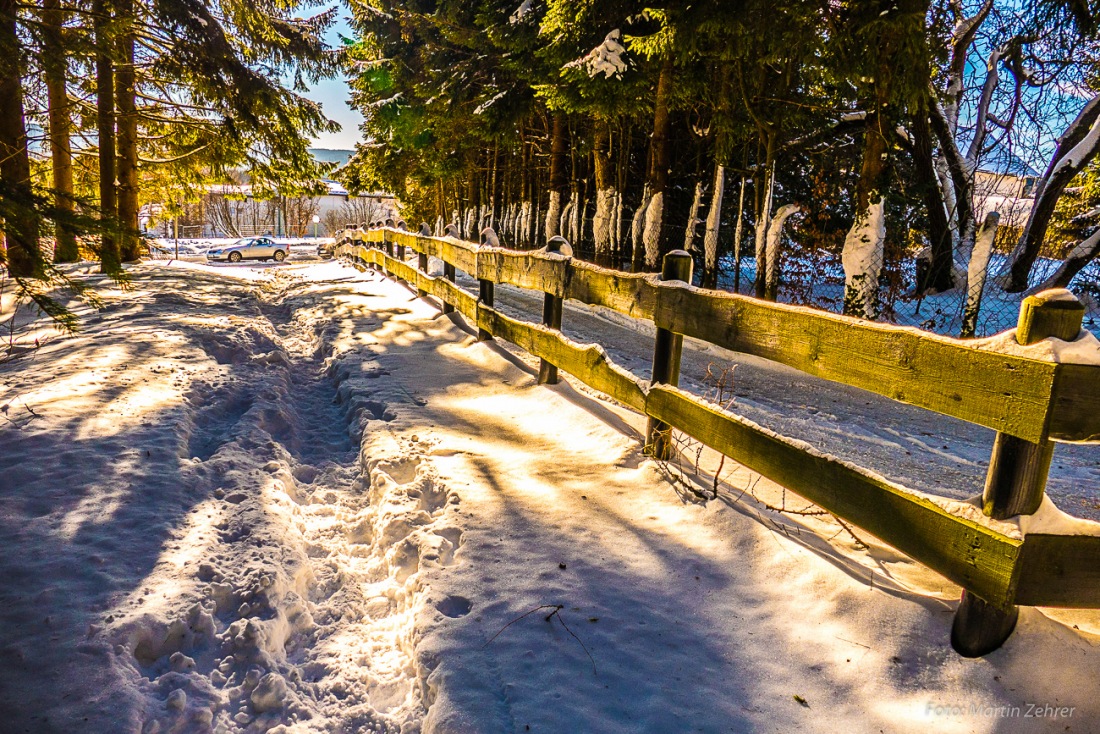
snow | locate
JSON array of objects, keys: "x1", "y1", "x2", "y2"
[
  {"x1": 508, "y1": 0, "x2": 532, "y2": 24},
  {"x1": 974, "y1": 327, "x2": 1100, "y2": 365},
  {"x1": 473, "y1": 90, "x2": 507, "y2": 116},
  {"x1": 3, "y1": 259, "x2": 1100, "y2": 732},
  {"x1": 642, "y1": 191, "x2": 663, "y2": 269},
  {"x1": 841, "y1": 198, "x2": 886, "y2": 318},
  {"x1": 1051, "y1": 112, "x2": 1100, "y2": 177},
  {"x1": 565, "y1": 30, "x2": 628, "y2": 79}
]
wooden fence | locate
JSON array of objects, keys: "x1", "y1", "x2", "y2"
[{"x1": 335, "y1": 224, "x2": 1100, "y2": 658}]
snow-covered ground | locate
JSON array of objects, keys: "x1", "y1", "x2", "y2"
[{"x1": 2, "y1": 259, "x2": 1100, "y2": 733}]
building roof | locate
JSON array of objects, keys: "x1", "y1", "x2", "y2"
[{"x1": 978, "y1": 143, "x2": 1041, "y2": 178}]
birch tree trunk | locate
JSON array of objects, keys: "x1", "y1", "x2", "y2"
[{"x1": 961, "y1": 212, "x2": 1000, "y2": 337}]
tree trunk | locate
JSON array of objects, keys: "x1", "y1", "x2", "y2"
[
  {"x1": 961, "y1": 212, "x2": 1000, "y2": 337},
  {"x1": 592, "y1": 119, "x2": 615, "y2": 266},
  {"x1": 42, "y1": 0, "x2": 77, "y2": 263},
  {"x1": 765, "y1": 203, "x2": 800, "y2": 301},
  {"x1": 0, "y1": 0, "x2": 41, "y2": 278},
  {"x1": 842, "y1": 198, "x2": 886, "y2": 318},
  {"x1": 911, "y1": 105, "x2": 953, "y2": 293},
  {"x1": 630, "y1": 185, "x2": 649, "y2": 272},
  {"x1": 843, "y1": 107, "x2": 891, "y2": 318},
  {"x1": 643, "y1": 55, "x2": 675, "y2": 269},
  {"x1": 116, "y1": 0, "x2": 140, "y2": 262},
  {"x1": 702, "y1": 166, "x2": 725, "y2": 288},
  {"x1": 545, "y1": 113, "x2": 568, "y2": 239},
  {"x1": 1002, "y1": 97, "x2": 1100, "y2": 292},
  {"x1": 753, "y1": 159, "x2": 775, "y2": 299},
  {"x1": 684, "y1": 180, "x2": 705, "y2": 252},
  {"x1": 732, "y1": 176, "x2": 746, "y2": 292},
  {"x1": 1030, "y1": 228, "x2": 1100, "y2": 294},
  {"x1": 94, "y1": 0, "x2": 120, "y2": 273}
]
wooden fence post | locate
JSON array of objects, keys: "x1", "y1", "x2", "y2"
[
  {"x1": 951, "y1": 288, "x2": 1085, "y2": 657},
  {"x1": 416, "y1": 225, "x2": 429, "y2": 298},
  {"x1": 477, "y1": 267, "x2": 495, "y2": 341},
  {"x1": 442, "y1": 262, "x2": 456, "y2": 314},
  {"x1": 645, "y1": 250, "x2": 694, "y2": 460},
  {"x1": 538, "y1": 236, "x2": 571, "y2": 385}
]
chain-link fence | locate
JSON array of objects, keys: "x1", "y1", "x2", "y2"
[{"x1": 475, "y1": 211, "x2": 1100, "y2": 340}]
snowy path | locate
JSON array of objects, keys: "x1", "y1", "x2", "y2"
[
  {"x1": 0, "y1": 263, "x2": 442, "y2": 732},
  {"x1": 2, "y1": 259, "x2": 1100, "y2": 734}
]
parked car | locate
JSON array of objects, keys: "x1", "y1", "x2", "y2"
[
  {"x1": 317, "y1": 240, "x2": 336, "y2": 259},
  {"x1": 206, "y1": 237, "x2": 287, "y2": 263}
]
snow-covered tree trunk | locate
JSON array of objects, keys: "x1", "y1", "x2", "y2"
[
  {"x1": 571, "y1": 197, "x2": 584, "y2": 250},
  {"x1": 703, "y1": 166, "x2": 725, "y2": 288},
  {"x1": 764, "y1": 204, "x2": 800, "y2": 301},
  {"x1": 630, "y1": 185, "x2": 650, "y2": 272},
  {"x1": 684, "y1": 180, "x2": 705, "y2": 252},
  {"x1": 731, "y1": 177, "x2": 746, "y2": 292},
  {"x1": 1031, "y1": 228, "x2": 1100, "y2": 294},
  {"x1": 611, "y1": 191, "x2": 623, "y2": 258},
  {"x1": 961, "y1": 212, "x2": 1000, "y2": 337},
  {"x1": 519, "y1": 200, "x2": 532, "y2": 247},
  {"x1": 559, "y1": 200, "x2": 574, "y2": 244},
  {"x1": 546, "y1": 114, "x2": 569, "y2": 239},
  {"x1": 545, "y1": 191, "x2": 564, "y2": 240},
  {"x1": 753, "y1": 167, "x2": 775, "y2": 298},
  {"x1": 434, "y1": 215, "x2": 444, "y2": 237},
  {"x1": 841, "y1": 198, "x2": 886, "y2": 319},
  {"x1": 1001, "y1": 100, "x2": 1100, "y2": 291},
  {"x1": 643, "y1": 192, "x2": 664, "y2": 270},
  {"x1": 593, "y1": 188, "x2": 616, "y2": 265},
  {"x1": 464, "y1": 207, "x2": 476, "y2": 240}
]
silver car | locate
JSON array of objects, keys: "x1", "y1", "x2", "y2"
[{"x1": 206, "y1": 237, "x2": 287, "y2": 263}]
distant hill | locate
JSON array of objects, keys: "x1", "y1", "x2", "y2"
[{"x1": 310, "y1": 148, "x2": 355, "y2": 167}]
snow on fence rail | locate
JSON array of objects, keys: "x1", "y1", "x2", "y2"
[{"x1": 336, "y1": 224, "x2": 1100, "y2": 658}]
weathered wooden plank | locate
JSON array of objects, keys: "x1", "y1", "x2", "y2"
[
  {"x1": 564, "y1": 263, "x2": 659, "y2": 320},
  {"x1": 1015, "y1": 533, "x2": 1100, "y2": 607},
  {"x1": 391, "y1": 230, "x2": 420, "y2": 251},
  {"x1": 388, "y1": 256, "x2": 419, "y2": 284},
  {"x1": 478, "y1": 307, "x2": 648, "y2": 412},
  {"x1": 410, "y1": 235, "x2": 477, "y2": 274},
  {"x1": 479, "y1": 250, "x2": 569, "y2": 296},
  {"x1": 652, "y1": 283, "x2": 1060, "y2": 443},
  {"x1": 1049, "y1": 363, "x2": 1100, "y2": 442},
  {"x1": 645, "y1": 384, "x2": 1023, "y2": 606},
  {"x1": 434, "y1": 274, "x2": 478, "y2": 320}
]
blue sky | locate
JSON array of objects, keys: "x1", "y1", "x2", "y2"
[{"x1": 305, "y1": 5, "x2": 364, "y2": 150}]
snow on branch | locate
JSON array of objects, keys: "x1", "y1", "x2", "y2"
[{"x1": 564, "y1": 30, "x2": 628, "y2": 80}]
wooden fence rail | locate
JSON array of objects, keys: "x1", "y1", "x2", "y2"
[{"x1": 337, "y1": 224, "x2": 1100, "y2": 657}]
